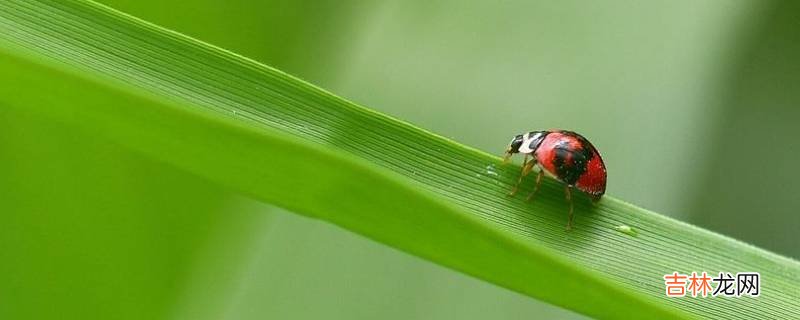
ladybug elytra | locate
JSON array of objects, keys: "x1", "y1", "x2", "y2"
[{"x1": 503, "y1": 130, "x2": 607, "y2": 230}]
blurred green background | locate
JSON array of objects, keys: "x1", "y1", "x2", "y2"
[{"x1": 2, "y1": 1, "x2": 798, "y2": 319}]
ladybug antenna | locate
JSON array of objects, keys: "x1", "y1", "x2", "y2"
[{"x1": 503, "y1": 151, "x2": 513, "y2": 164}]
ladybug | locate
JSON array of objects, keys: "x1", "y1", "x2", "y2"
[{"x1": 503, "y1": 130, "x2": 607, "y2": 230}]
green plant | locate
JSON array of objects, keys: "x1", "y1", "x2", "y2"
[{"x1": 0, "y1": 1, "x2": 797, "y2": 319}]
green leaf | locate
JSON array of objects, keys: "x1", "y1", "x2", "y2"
[{"x1": 0, "y1": 1, "x2": 797, "y2": 319}]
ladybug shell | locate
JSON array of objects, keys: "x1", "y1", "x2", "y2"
[{"x1": 534, "y1": 131, "x2": 606, "y2": 197}]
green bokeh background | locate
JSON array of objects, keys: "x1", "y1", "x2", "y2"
[{"x1": 2, "y1": 1, "x2": 798, "y2": 319}]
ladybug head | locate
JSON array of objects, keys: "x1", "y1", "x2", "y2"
[
  {"x1": 503, "y1": 131, "x2": 550, "y2": 163},
  {"x1": 503, "y1": 134, "x2": 525, "y2": 163}
]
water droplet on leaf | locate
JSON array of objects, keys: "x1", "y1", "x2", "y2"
[{"x1": 614, "y1": 225, "x2": 638, "y2": 236}]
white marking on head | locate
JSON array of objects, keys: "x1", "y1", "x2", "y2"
[{"x1": 518, "y1": 132, "x2": 542, "y2": 153}]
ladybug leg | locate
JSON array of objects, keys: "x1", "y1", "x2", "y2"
[
  {"x1": 509, "y1": 155, "x2": 533, "y2": 196},
  {"x1": 565, "y1": 185, "x2": 574, "y2": 230},
  {"x1": 526, "y1": 169, "x2": 544, "y2": 201}
]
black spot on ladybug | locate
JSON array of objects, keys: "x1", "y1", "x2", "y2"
[{"x1": 552, "y1": 131, "x2": 595, "y2": 185}]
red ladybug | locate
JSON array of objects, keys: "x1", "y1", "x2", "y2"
[{"x1": 503, "y1": 130, "x2": 607, "y2": 230}]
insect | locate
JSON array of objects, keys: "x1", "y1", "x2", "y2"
[{"x1": 503, "y1": 130, "x2": 607, "y2": 230}]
